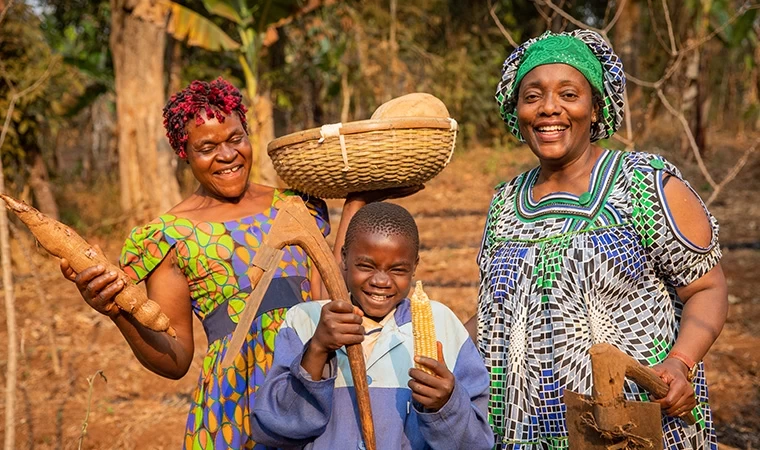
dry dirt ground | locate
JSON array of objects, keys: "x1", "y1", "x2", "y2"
[{"x1": 0, "y1": 139, "x2": 758, "y2": 449}]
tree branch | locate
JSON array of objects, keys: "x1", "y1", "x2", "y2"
[
  {"x1": 646, "y1": 0, "x2": 672, "y2": 53},
  {"x1": 683, "y1": 4, "x2": 760, "y2": 53},
  {"x1": 656, "y1": 89, "x2": 717, "y2": 188},
  {"x1": 602, "y1": 0, "x2": 628, "y2": 34},
  {"x1": 0, "y1": 0, "x2": 14, "y2": 28},
  {"x1": 534, "y1": 3, "x2": 552, "y2": 29},
  {"x1": 534, "y1": 0, "x2": 604, "y2": 34},
  {"x1": 488, "y1": 0, "x2": 518, "y2": 48},
  {"x1": 661, "y1": 0, "x2": 677, "y2": 55},
  {"x1": 705, "y1": 143, "x2": 757, "y2": 206}
]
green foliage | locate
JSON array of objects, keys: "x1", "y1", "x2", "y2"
[
  {"x1": 41, "y1": 0, "x2": 113, "y2": 115},
  {"x1": 269, "y1": 0, "x2": 526, "y2": 141},
  {"x1": 166, "y1": 1, "x2": 241, "y2": 51},
  {"x1": 202, "y1": 0, "x2": 249, "y2": 25},
  {"x1": 168, "y1": 0, "x2": 308, "y2": 102},
  {"x1": 1, "y1": 4, "x2": 56, "y2": 186}
]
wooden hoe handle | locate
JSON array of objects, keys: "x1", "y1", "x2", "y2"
[
  {"x1": 225, "y1": 196, "x2": 376, "y2": 450},
  {"x1": 589, "y1": 343, "x2": 696, "y2": 425}
]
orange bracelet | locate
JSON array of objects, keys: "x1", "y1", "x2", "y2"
[
  {"x1": 668, "y1": 350, "x2": 696, "y2": 369},
  {"x1": 668, "y1": 350, "x2": 698, "y2": 381}
]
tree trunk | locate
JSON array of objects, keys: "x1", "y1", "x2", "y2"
[
  {"x1": 110, "y1": 0, "x2": 181, "y2": 222},
  {"x1": 0, "y1": 83, "x2": 17, "y2": 450},
  {"x1": 0, "y1": 174, "x2": 17, "y2": 450},
  {"x1": 614, "y1": 0, "x2": 639, "y2": 84},
  {"x1": 27, "y1": 153, "x2": 59, "y2": 220},
  {"x1": 253, "y1": 91, "x2": 283, "y2": 188},
  {"x1": 752, "y1": 35, "x2": 760, "y2": 131}
]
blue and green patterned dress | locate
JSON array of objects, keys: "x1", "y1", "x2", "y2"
[
  {"x1": 477, "y1": 150, "x2": 720, "y2": 449},
  {"x1": 119, "y1": 189, "x2": 330, "y2": 449}
]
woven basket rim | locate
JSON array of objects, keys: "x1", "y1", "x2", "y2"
[{"x1": 267, "y1": 117, "x2": 457, "y2": 153}]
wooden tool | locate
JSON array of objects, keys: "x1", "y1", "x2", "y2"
[
  {"x1": 221, "y1": 196, "x2": 376, "y2": 450},
  {"x1": 564, "y1": 343, "x2": 696, "y2": 450}
]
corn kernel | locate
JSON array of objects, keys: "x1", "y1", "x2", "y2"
[{"x1": 411, "y1": 281, "x2": 437, "y2": 374}]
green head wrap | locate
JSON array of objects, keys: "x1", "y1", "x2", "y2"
[
  {"x1": 513, "y1": 34, "x2": 604, "y2": 96},
  {"x1": 496, "y1": 30, "x2": 626, "y2": 143}
]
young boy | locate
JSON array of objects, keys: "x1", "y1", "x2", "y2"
[{"x1": 250, "y1": 202, "x2": 494, "y2": 450}]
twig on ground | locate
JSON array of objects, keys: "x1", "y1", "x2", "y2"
[
  {"x1": 55, "y1": 358, "x2": 78, "y2": 450},
  {"x1": 19, "y1": 385, "x2": 33, "y2": 450},
  {"x1": 77, "y1": 371, "x2": 107, "y2": 450},
  {"x1": 16, "y1": 330, "x2": 34, "y2": 450}
]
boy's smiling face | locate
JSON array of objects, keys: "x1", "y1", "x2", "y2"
[{"x1": 342, "y1": 231, "x2": 418, "y2": 321}]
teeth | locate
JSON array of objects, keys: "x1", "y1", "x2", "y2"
[
  {"x1": 537, "y1": 125, "x2": 567, "y2": 132},
  {"x1": 218, "y1": 166, "x2": 241, "y2": 174},
  {"x1": 370, "y1": 294, "x2": 389, "y2": 301}
]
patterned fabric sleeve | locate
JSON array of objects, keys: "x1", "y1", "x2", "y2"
[
  {"x1": 628, "y1": 153, "x2": 721, "y2": 287},
  {"x1": 119, "y1": 219, "x2": 177, "y2": 282}
]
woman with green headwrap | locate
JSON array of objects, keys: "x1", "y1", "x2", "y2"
[{"x1": 473, "y1": 29, "x2": 727, "y2": 449}]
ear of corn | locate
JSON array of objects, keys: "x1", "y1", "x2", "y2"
[{"x1": 410, "y1": 280, "x2": 437, "y2": 374}]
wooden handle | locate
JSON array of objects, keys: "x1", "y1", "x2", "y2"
[
  {"x1": 624, "y1": 359, "x2": 697, "y2": 426},
  {"x1": 590, "y1": 344, "x2": 696, "y2": 425},
  {"x1": 265, "y1": 197, "x2": 376, "y2": 450},
  {"x1": 221, "y1": 246, "x2": 284, "y2": 369}
]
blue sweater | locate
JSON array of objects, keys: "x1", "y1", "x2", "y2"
[{"x1": 251, "y1": 298, "x2": 494, "y2": 450}]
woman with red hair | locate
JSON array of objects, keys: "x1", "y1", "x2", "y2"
[{"x1": 61, "y1": 77, "x2": 411, "y2": 449}]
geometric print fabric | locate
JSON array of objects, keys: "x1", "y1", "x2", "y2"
[
  {"x1": 477, "y1": 150, "x2": 721, "y2": 449},
  {"x1": 119, "y1": 189, "x2": 330, "y2": 450}
]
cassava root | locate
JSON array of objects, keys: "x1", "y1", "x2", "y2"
[{"x1": 0, "y1": 194, "x2": 175, "y2": 337}]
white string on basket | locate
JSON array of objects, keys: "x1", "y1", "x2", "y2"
[
  {"x1": 319, "y1": 122, "x2": 350, "y2": 172},
  {"x1": 446, "y1": 118, "x2": 458, "y2": 165}
]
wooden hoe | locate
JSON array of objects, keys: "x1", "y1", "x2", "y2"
[
  {"x1": 221, "y1": 196, "x2": 376, "y2": 450},
  {"x1": 564, "y1": 343, "x2": 696, "y2": 450}
]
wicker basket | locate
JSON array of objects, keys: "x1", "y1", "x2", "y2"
[{"x1": 267, "y1": 117, "x2": 458, "y2": 198}]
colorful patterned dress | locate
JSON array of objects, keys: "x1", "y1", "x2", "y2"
[
  {"x1": 477, "y1": 150, "x2": 721, "y2": 449},
  {"x1": 119, "y1": 189, "x2": 330, "y2": 450}
]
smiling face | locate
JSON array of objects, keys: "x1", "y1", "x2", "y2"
[
  {"x1": 342, "y1": 231, "x2": 418, "y2": 321},
  {"x1": 185, "y1": 111, "x2": 252, "y2": 200},
  {"x1": 516, "y1": 64, "x2": 598, "y2": 164}
]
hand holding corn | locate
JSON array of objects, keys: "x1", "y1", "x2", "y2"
[{"x1": 407, "y1": 281, "x2": 454, "y2": 412}]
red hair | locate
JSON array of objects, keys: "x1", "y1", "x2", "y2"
[{"x1": 162, "y1": 77, "x2": 248, "y2": 158}]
